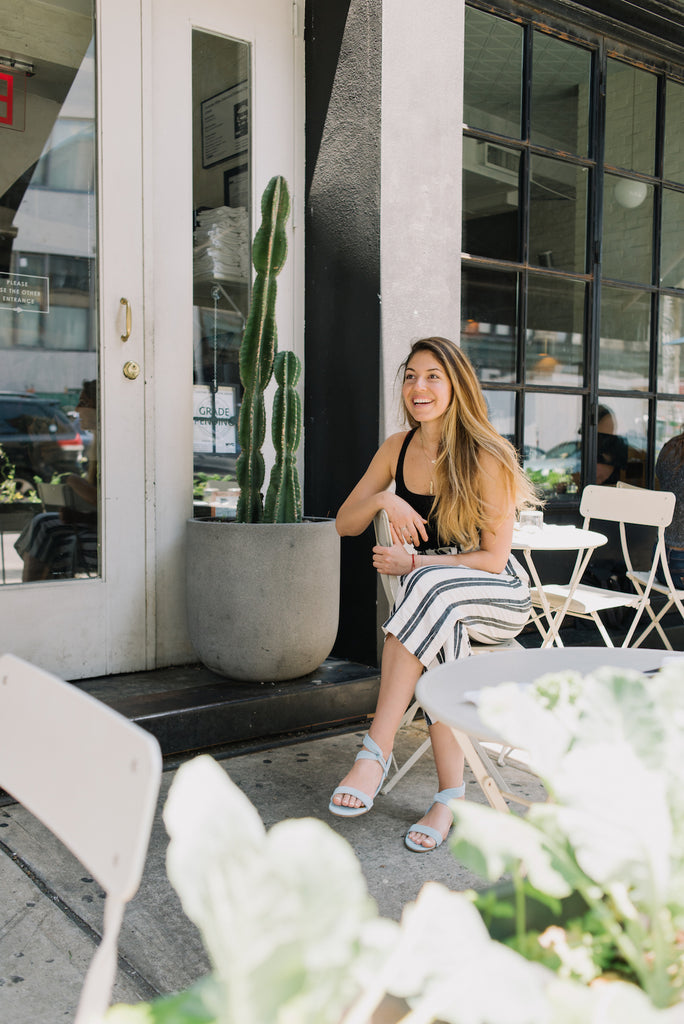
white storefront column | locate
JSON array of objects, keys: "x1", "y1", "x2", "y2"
[{"x1": 380, "y1": 0, "x2": 465, "y2": 437}]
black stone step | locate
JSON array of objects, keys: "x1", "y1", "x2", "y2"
[{"x1": 72, "y1": 658, "x2": 381, "y2": 758}]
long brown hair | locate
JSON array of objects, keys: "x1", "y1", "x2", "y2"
[{"x1": 400, "y1": 337, "x2": 537, "y2": 549}]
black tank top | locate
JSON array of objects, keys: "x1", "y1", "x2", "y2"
[{"x1": 395, "y1": 429, "x2": 445, "y2": 551}]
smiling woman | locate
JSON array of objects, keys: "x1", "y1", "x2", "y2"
[{"x1": 330, "y1": 337, "x2": 538, "y2": 851}]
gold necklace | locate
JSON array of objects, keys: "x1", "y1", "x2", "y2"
[{"x1": 419, "y1": 431, "x2": 439, "y2": 495}]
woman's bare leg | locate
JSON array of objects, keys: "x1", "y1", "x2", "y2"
[
  {"x1": 406, "y1": 721, "x2": 465, "y2": 849},
  {"x1": 331, "y1": 634, "x2": 423, "y2": 810}
]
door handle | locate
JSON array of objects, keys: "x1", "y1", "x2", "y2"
[{"x1": 120, "y1": 297, "x2": 132, "y2": 341}]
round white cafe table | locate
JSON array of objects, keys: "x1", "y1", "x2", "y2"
[
  {"x1": 511, "y1": 523, "x2": 608, "y2": 647},
  {"x1": 415, "y1": 645, "x2": 668, "y2": 811}
]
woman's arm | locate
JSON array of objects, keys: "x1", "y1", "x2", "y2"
[
  {"x1": 372, "y1": 451, "x2": 515, "y2": 576},
  {"x1": 336, "y1": 433, "x2": 429, "y2": 545}
]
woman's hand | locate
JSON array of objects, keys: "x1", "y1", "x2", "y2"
[
  {"x1": 372, "y1": 522, "x2": 414, "y2": 576},
  {"x1": 383, "y1": 494, "x2": 428, "y2": 548}
]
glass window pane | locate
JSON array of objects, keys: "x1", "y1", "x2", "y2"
[
  {"x1": 664, "y1": 81, "x2": 684, "y2": 184},
  {"x1": 0, "y1": 17, "x2": 99, "y2": 585},
  {"x1": 602, "y1": 174, "x2": 654, "y2": 284},
  {"x1": 597, "y1": 398, "x2": 648, "y2": 486},
  {"x1": 483, "y1": 390, "x2": 516, "y2": 443},
  {"x1": 523, "y1": 394, "x2": 582, "y2": 499},
  {"x1": 464, "y1": 7, "x2": 522, "y2": 139},
  {"x1": 659, "y1": 294, "x2": 684, "y2": 393},
  {"x1": 656, "y1": 400, "x2": 684, "y2": 456},
  {"x1": 605, "y1": 60, "x2": 657, "y2": 175},
  {"x1": 192, "y1": 30, "x2": 251, "y2": 512},
  {"x1": 530, "y1": 155, "x2": 588, "y2": 274},
  {"x1": 531, "y1": 32, "x2": 592, "y2": 157},
  {"x1": 462, "y1": 141, "x2": 521, "y2": 262},
  {"x1": 661, "y1": 188, "x2": 684, "y2": 289},
  {"x1": 599, "y1": 286, "x2": 650, "y2": 390},
  {"x1": 526, "y1": 275, "x2": 585, "y2": 386},
  {"x1": 461, "y1": 266, "x2": 517, "y2": 382}
]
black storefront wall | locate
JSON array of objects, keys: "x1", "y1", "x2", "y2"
[{"x1": 304, "y1": 0, "x2": 382, "y2": 667}]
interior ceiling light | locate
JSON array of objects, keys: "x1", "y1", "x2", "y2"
[
  {"x1": 0, "y1": 57, "x2": 35, "y2": 76},
  {"x1": 614, "y1": 178, "x2": 648, "y2": 208}
]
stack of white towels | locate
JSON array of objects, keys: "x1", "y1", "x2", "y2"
[{"x1": 193, "y1": 206, "x2": 250, "y2": 284}]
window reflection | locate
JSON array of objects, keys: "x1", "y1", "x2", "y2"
[
  {"x1": 605, "y1": 61, "x2": 657, "y2": 175},
  {"x1": 462, "y1": 140, "x2": 521, "y2": 262},
  {"x1": 599, "y1": 286, "x2": 650, "y2": 390},
  {"x1": 664, "y1": 81, "x2": 684, "y2": 184},
  {"x1": 461, "y1": 266, "x2": 517, "y2": 382},
  {"x1": 0, "y1": 11, "x2": 99, "y2": 586},
  {"x1": 602, "y1": 174, "x2": 654, "y2": 284},
  {"x1": 659, "y1": 295, "x2": 684, "y2": 393},
  {"x1": 523, "y1": 394, "x2": 583, "y2": 500},
  {"x1": 526, "y1": 275, "x2": 585, "y2": 385},
  {"x1": 531, "y1": 32, "x2": 591, "y2": 157},
  {"x1": 484, "y1": 390, "x2": 516, "y2": 443},
  {"x1": 192, "y1": 31, "x2": 251, "y2": 517},
  {"x1": 464, "y1": 7, "x2": 522, "y2": 138},
  {"x1": 530, "y1": 156, "x2": 588, "y2": 274},
  {"x1": 661, "y1": 188, "x2": 684, "y2": 289},
  {"x1": 657, "y1": 400, "x2": 684, "y2": 455},
  {"x1": 597, "y1": 398, "x2": 648, "y2": 487}
]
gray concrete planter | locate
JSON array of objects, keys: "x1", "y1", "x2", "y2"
[{"x1": 186, "y1": 516, "x2": 340, "y2": 681}]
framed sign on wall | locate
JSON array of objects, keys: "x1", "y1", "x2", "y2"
[{"x1": 200, "y1": 81, "x2": 249, "y2": 168}]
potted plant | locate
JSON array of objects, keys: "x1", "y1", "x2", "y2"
[
  {"x1": 186, "y1": 177, "x2": 340, "y2": 682},
  {"x1": 105, "y1": 655, "x2": 684, "y2": 1024}
]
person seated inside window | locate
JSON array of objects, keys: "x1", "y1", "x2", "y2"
[
  {"x1": 596, "y1": 404, "x2": 628, "y2": 486},
  {"x1": 15, "y1": 381, "x2": 98, "y2": 582}
]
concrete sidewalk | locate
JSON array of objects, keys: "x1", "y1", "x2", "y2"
[{"x1": 0, "y1": 723, "x2": 545, "y2": 1023}]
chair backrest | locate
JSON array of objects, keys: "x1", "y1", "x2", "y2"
[
  {"x1": 580, "y1": 483, "x2": 675, "y2": 528},
  {"x1": 374, "y1": 509, "x2": 400, "y2": 605},
  {"x1": 0, "y1": 653, "x2": 162, "y2": 1023}
]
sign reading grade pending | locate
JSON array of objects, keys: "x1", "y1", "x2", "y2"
[{"x1": 0, "y1": 272, "x2": 50, "y2": 313}]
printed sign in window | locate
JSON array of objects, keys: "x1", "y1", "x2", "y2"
[
  {"x1": 0, "y1": 272, "x2": 50, "y2": 312},
  {"x1": 193, "y1": 385, "x2": 237, "y2": 453}
]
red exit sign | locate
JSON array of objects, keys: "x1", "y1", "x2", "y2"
[{"x1": 0, "y1": 70, "x2": 25, "y2": 131}]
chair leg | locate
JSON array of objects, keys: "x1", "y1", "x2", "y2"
[
  {"x1": 383, "y1": 737, "x2": 432, "y2": 794},
  {"x1": 591, "y1": 611, "x2": 616, "y2": 647}
]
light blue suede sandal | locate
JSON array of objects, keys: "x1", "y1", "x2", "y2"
[
  {"x1": 329, "y1": 733, "x2": 392, "y2": 817},
  {"x1": 404, "y1": 784, "x2": 466, "y2": 852}
]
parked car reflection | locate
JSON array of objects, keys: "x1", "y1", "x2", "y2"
[{"x1": 0, "y1": 392, "x2": 84, "y2": 497}]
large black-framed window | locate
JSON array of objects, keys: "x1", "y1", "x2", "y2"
[{"x1": 461, "y1": 1, "x2": 684, "y2": 504}]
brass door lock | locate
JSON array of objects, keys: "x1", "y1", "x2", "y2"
[{"x1": 123, "y1": 360, "x2": 140, "y2": 380}]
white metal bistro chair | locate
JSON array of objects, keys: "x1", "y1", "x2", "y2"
[
  {"x1": 0, "y1": 653, "x2": 162, "y2": 1024},
  {"x1": 529, "y1": 484, "x2": 675, "y2": 648},
  {"x1": 616, "y1": 480, "x2": 684, "y2": 649},
  {"x1": 373, "y1": 510, "x2": 522, "y2": 795}
]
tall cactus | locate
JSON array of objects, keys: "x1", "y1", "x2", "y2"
[
  {"x1": 236, "y1": 176, "x2": 291, "y2": 523},
  {"x1": 265, "y1": 349, "x2": 302, "y2": 522}
]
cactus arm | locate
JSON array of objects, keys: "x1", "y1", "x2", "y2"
[
  {"x1": 236, "y1": 176, "x2": 290, "y2": 522},
  {"x1": 264, "y1": 350, "x2": 303, "y2": 523}
]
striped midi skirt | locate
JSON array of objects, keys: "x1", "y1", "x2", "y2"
[{"x1": 383, "y1": 554, "x2": 531, "y2": 670}]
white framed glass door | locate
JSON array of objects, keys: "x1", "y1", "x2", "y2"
[
  {"x1": 147, "y1": 0, "x2": 304, "y2": 666},
  {"x1": 0, "y1": 0, "x2": 302, "y2": 679},
  {"x1": 0, "y1": 0, "x2": 147, "y2": 679}
]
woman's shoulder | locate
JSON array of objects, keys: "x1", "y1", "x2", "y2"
[{"x1": 381, "y1": 430, "x2": 413, "y2": 456}]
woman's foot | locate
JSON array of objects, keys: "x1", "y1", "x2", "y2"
[
  {"x1": 405, "y1": 785, "x2": 465, "y2": 851},
  {"x1": 329, "y1": 734, "x2": 392, "y2": 817}
]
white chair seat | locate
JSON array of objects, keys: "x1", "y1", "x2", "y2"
[{"x1": 532, "y1": 583, "x2": 642, "y2": 616}]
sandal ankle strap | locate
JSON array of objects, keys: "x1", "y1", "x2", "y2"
[{"x1": 433, "y1": 784, "x2": 465, "y2": 805}]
